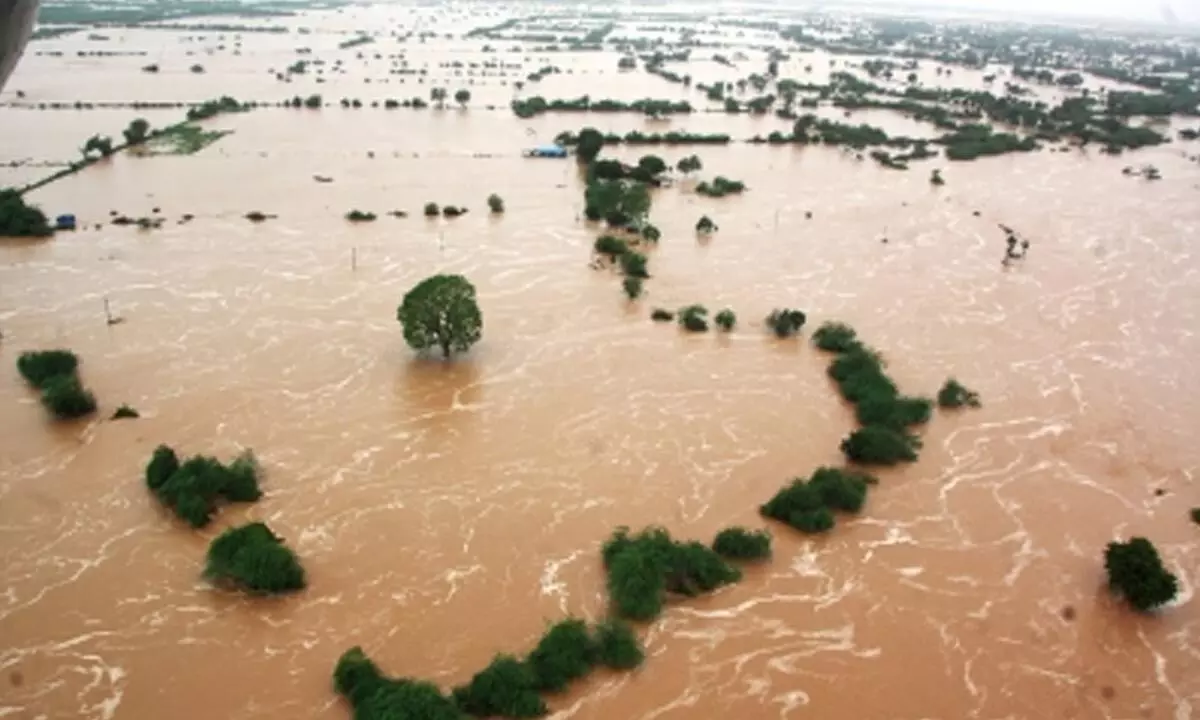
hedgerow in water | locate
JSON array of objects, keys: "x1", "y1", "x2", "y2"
[
  {"x1": 761, "y1": 467, "x2": 875, "y2": 534},
  {"x1": 840, "y1": 425, "x2": 920, "y2": 465},
  {"x1": 146, "y1": 447, "x2": 263, "y2": 527},
  {"x1": 855, "y1": 394, "x2": 933, "y2": 430},
  {"x1": 452, "y1": 654, "x2": 547, "y2": 718},
  {"x1": 602, "y1": 526, "x2": 740, "y2": 621},
  {"x1": 205, "y1": 521, "x2": 305, "y2": 594},
  {"x1": 712, "y1": 527, "x2": 772, "y2": 560},
  {"x1": 592, "y1": 619, "x2": 643, "y2": 670},
  {"x1": 526, "y1": 618, "x2": 595, "y2": 692},
  {"x1": 937, "y1": 378, "x2": 981, "y2": 408},
  {"x1": 1104, "y1": 537, "x2": 1178, "y2": 612},
  {"x1": 812, "y1": 322, "x2": 860, "y2": 353},
  {"x1": 333, "y1": 647, "x2": 463, "y2": 720}
]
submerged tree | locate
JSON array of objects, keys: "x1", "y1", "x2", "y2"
[
  {"x1": 487, "y1": 193, "x2": 505, "y2": 213},
  {"x1": 205, "y1": 522, "x2": 306, "y2": 594},
  {"x1": 122, "y1": 118, "x2": 152, "y2": 145},
  {"x1": 1105, "y1": 537, "x2": 1178, "y2": 612},
  {"x1": 695, "y1": 215, "x2": 718, "y2": 234},
  {"x1": 397, "y1": 274, "x2": 483, "y2": 359},
  {"x1": 81, "y1": 134, "x2": 114, "y2": 159},
  {"x1": 622, "y1": 276, "x2": 643, "y2": 300},
  {"x1": 455, "y1": 88, "x2": 471, "y2": 107},
  {"x1": 676, "y1": 154, "x2": 703, "y2": 175},
  {"x1": 937, "y1": 378, "x2": 981, "y2": 408},
  {"x1": 766, "y1": 309, "x2": 806, "y2": 338},
  {"x1": 714, "y1": 308, "x2": 736, "y2": 331},
  {"x1": 430, "y1": 87, "x2": 448, "y2": 108},
  {"x1": 0, "y1": 189, "x2": 53, "y2": 237},
  {"x1": 576, "y1": 127, "x2": 605, "y2": 164}
]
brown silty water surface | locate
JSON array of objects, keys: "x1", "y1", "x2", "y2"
[{"x1": 1, "y1": 6, "x2": 1199, "y2": 720}]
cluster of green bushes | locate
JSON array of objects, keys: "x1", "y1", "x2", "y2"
[
  {"x1": 940, "y1": 124, "x2": 1038, "y2": 161},
  {"x1": 695, "y1": 177, "x2": 746, "y2": 198},
  {"x1": 145, "y1": 445, "x2": 262, "y2": 527},
  {"x1": 17, "y1": 350, "x2": 96, "y2": 419},
  {"x1": 812, "y1": 322, "x2": 930, "y2": 465},
  {"x1": 555, "y1": 130, "x2": 730, "y2": 147},
  {"x1": 937, "y1": 378, "x2": 981, "y2": 408},
  {"x1": 766, "y1": 309, "x2": 806, "y2": 338},
  {"x1": 602, "y1": 526, "x2": 741, "y2": 621},
  {"x1": 512, "y1": 96, "x2": 692, "y2": 119},
  {"x1": 712, "y1": 527, "x2": 771, "y2": 559},
  {"x1": 205, "y1": 522, "x2": 305, "y2": 594},
  {"x1": 1105, "y1": 537, "x2": 1178, "y2": 612},
  {"x1": 589, "y1": 155, "x2": 669, "y2": 185},
  {"x1": 0, "y1": 189, "x2": 54, "y2": 237},
  {"x1": 761, "y1": 467, "x2": 877, "y2": 534},
  {"x1": 334, "y1": 618, "x2": 642, "y2": 719}
]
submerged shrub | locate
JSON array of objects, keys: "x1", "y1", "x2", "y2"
[
  {"x1": 594, "y1": 234, "x2": 628, "y2": 259},
  {"x1": 695, "y1": 176, "x2": 746, "y2": 198},
  {"x1": 650, "y1": 308, "x2": 675, "y2": 322},
  {"x1": 714, "y1": 309, "x2": 736, "y2": 331},
  {"x1": 146, "y1": 448, "x2": 263, "y2": 527},
  {"x1": 333, "y1": 647, "x2": 462, "y2": 719},
  {"x1": 487, "y1": 193, "x2": 505, "y2": 213},
  {"x1": 807, "y1": 467, "x2": 874, "y2": 512},
  {"x1": 346, "y1": 209, "x2": 377, "y2": 222},
  {"x1": 937, "y1": 378, "x2": 981, "y2": 408},
  {"x1": 145, "y1": 444, "x2": 180, "y2": 491},
  {"x1": 204, "y1": 522, "x2": 306, "y2": 594},
  {"x1": 424, "y1": 202, "x2": 440, "y2": 216},
  {"x1": 766, "y1": 309, "x2": 807, "y2": 338},
  {"x1": 812, "y1": 321, "x2": 860, "y2": 353},
  {"x1": 855, "y1": 395, "x2": 933, "y2": 429},
  {"x1": 761, "y1": 467, "x2": 875, "y2": 533},
  {"x1": 39, "y1": 374, "x2": 96, "y2": 419},
  {"x1": 840, "y1": 425, "x2": 920, "y2": 465},
  {"x1": 695, "y1": 215, "x2": 718, "y2": 233},
  {"x1": 452, "y1": 654, "x2": 546, "y2": 718},
  {"x1": 603, "y1": 526, "x2": 740, "y2": 621},
  {"x1": 712, "y1": 527, "x2": 771, "y2": 560},
  {"x1": 678, "y1": 304, "x2": 708, "y2": 332},
  {"x1": 640, "y1": 224, "x2": 661, "y2": 242},
  {"x1": 443, "y1": 205, "x2": 466, "y2": 218},
  {"x1": 527, "y1": 618, "x2": 595, "y2": 692},
  {"x1": 17, "y1": 350, "x2": 78, "y2": 387},
  {"x1": 592, "y1": 619, "x2": 643, "y2": 670},
  {"x1": 622, "y1": 276, "x2": 643, "y2": 300},
  {"x1": 1105, "y1": 537, "x2": 1178, "y2": 612},
  {"x1": 619, "y1": 251, "x2": 649, "y2": 278},
  {"x1": 827, "y1": 347, "x2": 897, "y2": 404}
]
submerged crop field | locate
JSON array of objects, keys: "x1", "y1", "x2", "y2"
[{"x1": 1, "y1": 1, "x2": 1199, "y2": 719}]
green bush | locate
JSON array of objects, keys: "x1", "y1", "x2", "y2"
[
  {"x1": 812, "y1": 322, "x2": 860, "y2": 353},
  {"x1": 619, "y1": 251, "x2": 649, "y2": 278},
  {"x1": 715, "y1": 309, "x2": 736, "y2": 331},
  {"x1": 592, "y1": 619, "x2": 643, "y2": 670},
  {"x1": 17, "y1": 350, "x2": 78, "y2": 386},
  {"x1": 147, "y1": 448, "x2": 262, "y2": 527},
  {"x1": 39, "y1": 375, "x2": 97, "y2": 419},
  {"x1": 622, "y1": 276, "x2": 643, "y2": 300},
  {"x1": 424, "y1": 202, "x2": 440, "y2": 216},
  {"x1": 937, "y1": 378, "x2": 981, "y2": 408},
  {"x1": 527, "y1": 618, "x2": 595, "y2": 692},
  {"x1": 111, "y1": 404, "x2": 139, "y2": 420},
  {"x1": 678, "y1": 304, "x2": 708, "y2": 332},
  {"x1": 840, "y1": 425, "x2": 920, "y2": 465},
  {"x1": 640, "y1": 224, "x2": 661, "y2": 242},
  {"x1": 443, "y1": 206, "x2": 466, "y2": 218},
  {"x1": 855, "y1": 395, "x2": 933, "y2": 429},
  {"x1": 827, "y1": 348, "x2": 897, "y2": 404},
  {"x1": 594, "y1": 234, "x2": 628, "y2": 259},
  {"x1": 766, "y1": 309, "x2": 806, "y2": 338},
  {"x1": 0, "y1": 189, "x2": 54, "y2": 237},
  {"x1": 695, "y1": 176, "x2": 746, "y2": 198},
  {"x1": 791, "y1": 508, "x2": 835, "y2": 533},
  {"x1": 1104, "y1": 537, "x2": 1178, "y2": 612},
  {"x1": 807, "y1": 467, "x2": 874, "y2": 512},
  {"x1": 333, "y1": 647, "x2": 462, "y2": 719},
  {"x1": 146, "y1": 444, "x2": 180, "y2": 491},
  {"x1": 488, "y1": 194, "x2": 505, "y2": 213},
  {"x1": 346, "y1": 209, "x2": 377, "y2": 222},
  {"x1": 695, "y1": 215, "x2": 718, "y2": 233},
  {"x1": 761, "y1": 467, "x2": 875, "y2": 533},
  {"x1": 650, "y1": 308, "x2": 674, "y2": 322},
  {"x1": 205, "y1": 522, "x2": 305, "y2": 594},
  {"x1": 712, "y1": 527, "x2": 771, "y2": 560},
  {"x1": 602, "y1": 526, "x2": 740, "y2": 621},
  {"x1": 452, "y1": 655, "x2": 546, "y2": 718}
]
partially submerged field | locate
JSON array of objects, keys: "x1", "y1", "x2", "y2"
[{"x1": 2, "y1": 3, "x2": 1199, "y2": 719}]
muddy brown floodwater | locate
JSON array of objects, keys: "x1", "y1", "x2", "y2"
[{"x1": 1, "y1": 5, "x2": 1199, "y2": 720}]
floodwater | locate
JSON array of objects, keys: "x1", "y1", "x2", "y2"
[{"x1": 2, "y1": 6, "x2": 1199, "y2": 720}]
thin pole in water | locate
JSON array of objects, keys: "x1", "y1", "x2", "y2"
[{"x1": 104, "y1": 297, "x2": 112, "y2": 324}]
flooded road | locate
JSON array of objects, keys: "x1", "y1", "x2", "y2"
[{"x1": 1, "y1": 6, "x2": 1199, "y2": 720}]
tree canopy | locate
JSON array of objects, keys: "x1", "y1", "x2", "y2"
[
  {"x1": 397, "y1": 275, "x2": 483, "y2": 359},
  {"x1": 575, "y1": 127, "x2": 604, "y2": 163},
  {"x1": 0, "y1": 190, "x2": 53, "y2": 238},
  {"x1": 1105, "y1": 537, "x2": 1178, "y2": 612}
]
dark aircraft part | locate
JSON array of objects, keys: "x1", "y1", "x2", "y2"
[{"x1": 0, "y1": 0, "x2": 39, "y2": 91}]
